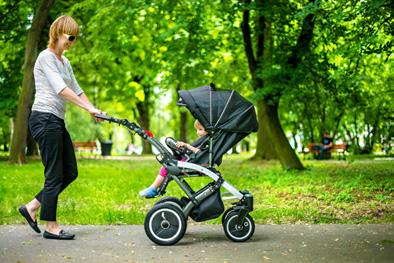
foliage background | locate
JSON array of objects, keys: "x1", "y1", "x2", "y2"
[{"x1": 0, "y1": 0, "x2": 392, "y2": 156}]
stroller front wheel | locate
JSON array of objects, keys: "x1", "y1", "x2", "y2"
[
  {"x1": 154, "y1": 196, "x2": 184, "y2": 210},
  {"x1": 144, "y1": 203, "x2": 186, "y2": 246},
  {"x1": 222, "y1": 207, "x2": 235, "y2": 225},
  {"x1": 223, "y1": 211, "x2": 255, "y2": 242}
]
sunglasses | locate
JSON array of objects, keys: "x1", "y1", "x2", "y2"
[{"x1": 63, "y1": 33, "x2": 77, "y2": 41}]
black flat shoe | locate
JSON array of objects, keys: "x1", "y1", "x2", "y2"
[
  {"x1": 18, "y1": 205, "x2": 41, "y2": 233},
  {"x1": 43, "y1": 230, "x2": 75, "y2": 240}
]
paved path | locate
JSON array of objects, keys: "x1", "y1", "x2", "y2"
[{"x1": 1, "y1": 224, "x2": 393, "y2": 263}]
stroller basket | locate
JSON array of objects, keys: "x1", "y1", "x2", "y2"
[{"x1": 189, "y1": 185, "x2": 224, "y2": 222}]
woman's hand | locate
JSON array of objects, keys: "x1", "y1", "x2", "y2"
[{"x1": 88, "y1": 107, "x2": 105, "y2": 122}]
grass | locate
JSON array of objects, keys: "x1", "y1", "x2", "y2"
[{"x1": 0, "y1": 155, "x2": 393, "y2": 225}]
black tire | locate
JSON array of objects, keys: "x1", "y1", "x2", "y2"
[
  {"x1": 144, "y1": 203, "x2": 187, "y2": 246},
  {"x1": 222, "y1": 207, "x2": 235, "y2": 225},
  {"x1": 155, "y1": 197, "x2": 183, "y2": 210},
  {"x1": 223, "y1": 211, "x2": 255, "y2": 242},
  {"x1": 155, "y1": 197, "x2": 190, "y2": 232}
]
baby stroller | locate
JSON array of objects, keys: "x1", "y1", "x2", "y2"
[{"x1": 95, "y1": 84, "x2": 258, "y2": 245}]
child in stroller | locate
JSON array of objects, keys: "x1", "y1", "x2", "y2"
[
  {"x1": 139, "y1": 120, "x2": 207, "y2": 198},
  {"x1": 95, "y1": 84, "x2": 258, "y2": 245}
]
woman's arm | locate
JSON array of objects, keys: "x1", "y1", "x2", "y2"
[
  {"x1": 59, "y1": 87, "x2": 101, "y2": 116},
  {"x1": 78, "y1": 92, "x2": 94, "y2": 108},
  {"x1": 78, "y1": 92, "x2": 105, "y2": 121}
]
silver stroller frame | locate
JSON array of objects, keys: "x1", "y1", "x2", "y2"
[{"x1": 95, "y1": 114, "x2": 255, "y2": 246}]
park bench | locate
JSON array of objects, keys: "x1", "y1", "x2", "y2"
[
  {"x1": 73, "y1": 141, "x2": 98, "y2": 157},
  {"x1": 306, "y1": 143, "x2": 348, "y2": 160},
  {"x1": 330, "y1": 144, "x2": 347, "y2": 160}
]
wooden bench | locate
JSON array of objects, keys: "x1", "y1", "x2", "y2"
[
  {"x1": 73, "y1": 141, "x2": 98, "y2": 157},
  {"x1": 330, "y1": 144, "x2": 347, "y2": 160},
  {"x1": 306, "y1": 143, "x2": 348, "y2": 160}
]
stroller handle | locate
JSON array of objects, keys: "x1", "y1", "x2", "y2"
[
  {"x1": 94, "y1": 114, "x2": 176, "y2": 163},
  {"x1": 94, "y1": 113, "x2": 147, "y2": 139}
]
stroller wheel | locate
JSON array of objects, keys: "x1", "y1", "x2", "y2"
[
  {"x1": 144, "y1": 203, "x2": 186, "y2": 246},
  {"x1": 222, "y1": 207, "x2": 235, "y2": 225},
  {"x1": 223, "y1": 211, "x2": 255, "y2": 242},
  {"x1": 154, "y1": 197, "x2": 183, "y2": 211},
  {"x1": 155, "y1": 197, "x2": 189, "y2": 232}
]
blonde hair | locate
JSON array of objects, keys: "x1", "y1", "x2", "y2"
[
  {"x1": 194, "y1": 120, "x2": 204, "y2": 129},
  {"x1": 48, "y1": 15, "x2": 80, "y2": 49}
]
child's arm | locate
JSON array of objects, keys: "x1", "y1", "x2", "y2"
[{"x1": 176, "y1": 141, "x2": 200, "y2": 153}]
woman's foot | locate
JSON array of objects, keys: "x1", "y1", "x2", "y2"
[
  {"x1": 18, "y1": 205, "x2": 41, "y2": 233},
  {"x1": 24, "y1": 199, "x2": 40, "y2": 223},
  {"x1": 43, "y1": 230, "x2": 75, "y2": 240},
  {"x1": 139, "y1": 186, "x2": 158, "y2": 198},
  {"x1": 26, "y1": 204, "x2": 37, "y2": 221},
  {"x1": 44, "y1": 222, "x2": 75, "y2": 239},
  {"x1": 45, "y1": 225, "x2": 62, "y2": 235}
]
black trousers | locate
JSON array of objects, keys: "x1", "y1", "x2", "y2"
[{"x1": 29, "y1": 111, "x2": 78, "y2": 221}]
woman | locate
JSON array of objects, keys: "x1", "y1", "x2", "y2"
[{"x1": 18, "y1": 15, "x2": 103, "y2": 240}]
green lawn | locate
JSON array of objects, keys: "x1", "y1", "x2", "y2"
[{"x1": 0, "y1": 155, "x2": 393, "y2": 225}]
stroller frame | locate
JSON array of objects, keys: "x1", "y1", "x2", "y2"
[{"x1": 95, "y1": 112, "x2": 255, "y2": 245}]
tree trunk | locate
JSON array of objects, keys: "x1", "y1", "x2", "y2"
[
  {"x1": 332, "y1": 110, "x2": 344, "y2": 140},
  {"x1": 255, "y1": 17, "x2": 278, "y2": 160},
  {"x1": 242, "y1": 140, "x2": 250, "y2": 152},
  {"x1": 232, "y1": 144, "x2": 239, "y2": 154},
  {"x1": 136, "y1": 101, "x2": 152, "y2": 154},
  {"x1": 260, "y1": 101, "x2": 304, "y2": 169},
  {"x1": 363, "y1": 111, "x2": 380, "y2": 154},
  {"x1": 353, "y1": 112, "x2": 362, "y2": 154},
  {"x1": 2, "y1": 128, "x2": 9, "y2": 152},
  {"x1": 9, "y1": 0, "x2": 55, "y2": 164},
  {"x1": 132, "y1": 77, "x2": 153, "y2": 154},
  {"x1": 252, "y1": 99, "x2": 277, "y2": 160},
  {"x1": 241, "y1": 6, "x2": 278, "y2": 160}
]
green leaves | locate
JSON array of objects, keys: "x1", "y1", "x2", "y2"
[
  {"x1": 295, "y1": 0, "x2": 322, "y2": 20},
  {"x1": 0, "y1": 0, "x2": 391, "y2": 155}
]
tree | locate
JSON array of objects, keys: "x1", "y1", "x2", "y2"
[
  {"x1": 8, "y1": 0, "x2": 55, "y2": 164},
  {"x1": 0, "y1": 1, "x2": 34, "y2": 153},
  {"x1": 239, "y1": 0, "x2": 320, "y2": 169},
  {"x1": 279, "y1": 0, "x2": 392, "y2": 154}
]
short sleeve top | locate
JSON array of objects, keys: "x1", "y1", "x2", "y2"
[{"x1": 32, "y1": 49, "x2": 84, "y2": 119}]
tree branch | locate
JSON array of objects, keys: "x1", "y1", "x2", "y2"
[
  {"x1": 241, "y1": 0, "x2": 257, "y2": 76},
  {"x1": 287, "y1": 0, "x2": 317, "y2": 68},
  {"x1": 256, "y1": 13, "x2": 265, "y2": 63}
]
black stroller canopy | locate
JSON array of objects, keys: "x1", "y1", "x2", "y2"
[
  {"x1": 177, "y1": 85, "x2": 258, "y2": 133},
  {"x1": 177, "y1": 85, "x2": 258, "y2": 166}
]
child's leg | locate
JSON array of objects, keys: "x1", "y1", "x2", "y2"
[
  {"x1": 150, "y1": 167, "x2": 168, "y2": 188},
  {"x1": 139, "y1": 167, "x2": 168, "y2": 198},
  {"x1": 150, "y1": 174, "x2": 165, "y2": 189}
]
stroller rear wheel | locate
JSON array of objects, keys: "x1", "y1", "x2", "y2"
[
  {"x1": 155, "y1": 197, "x2": 189, "y2": 232},
  {"x1": 144, "y1": 203, "x2": 186, "y2": 245},
  {"x1": 223, "y1": 211, "x2": 255, "y2": 242}
]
